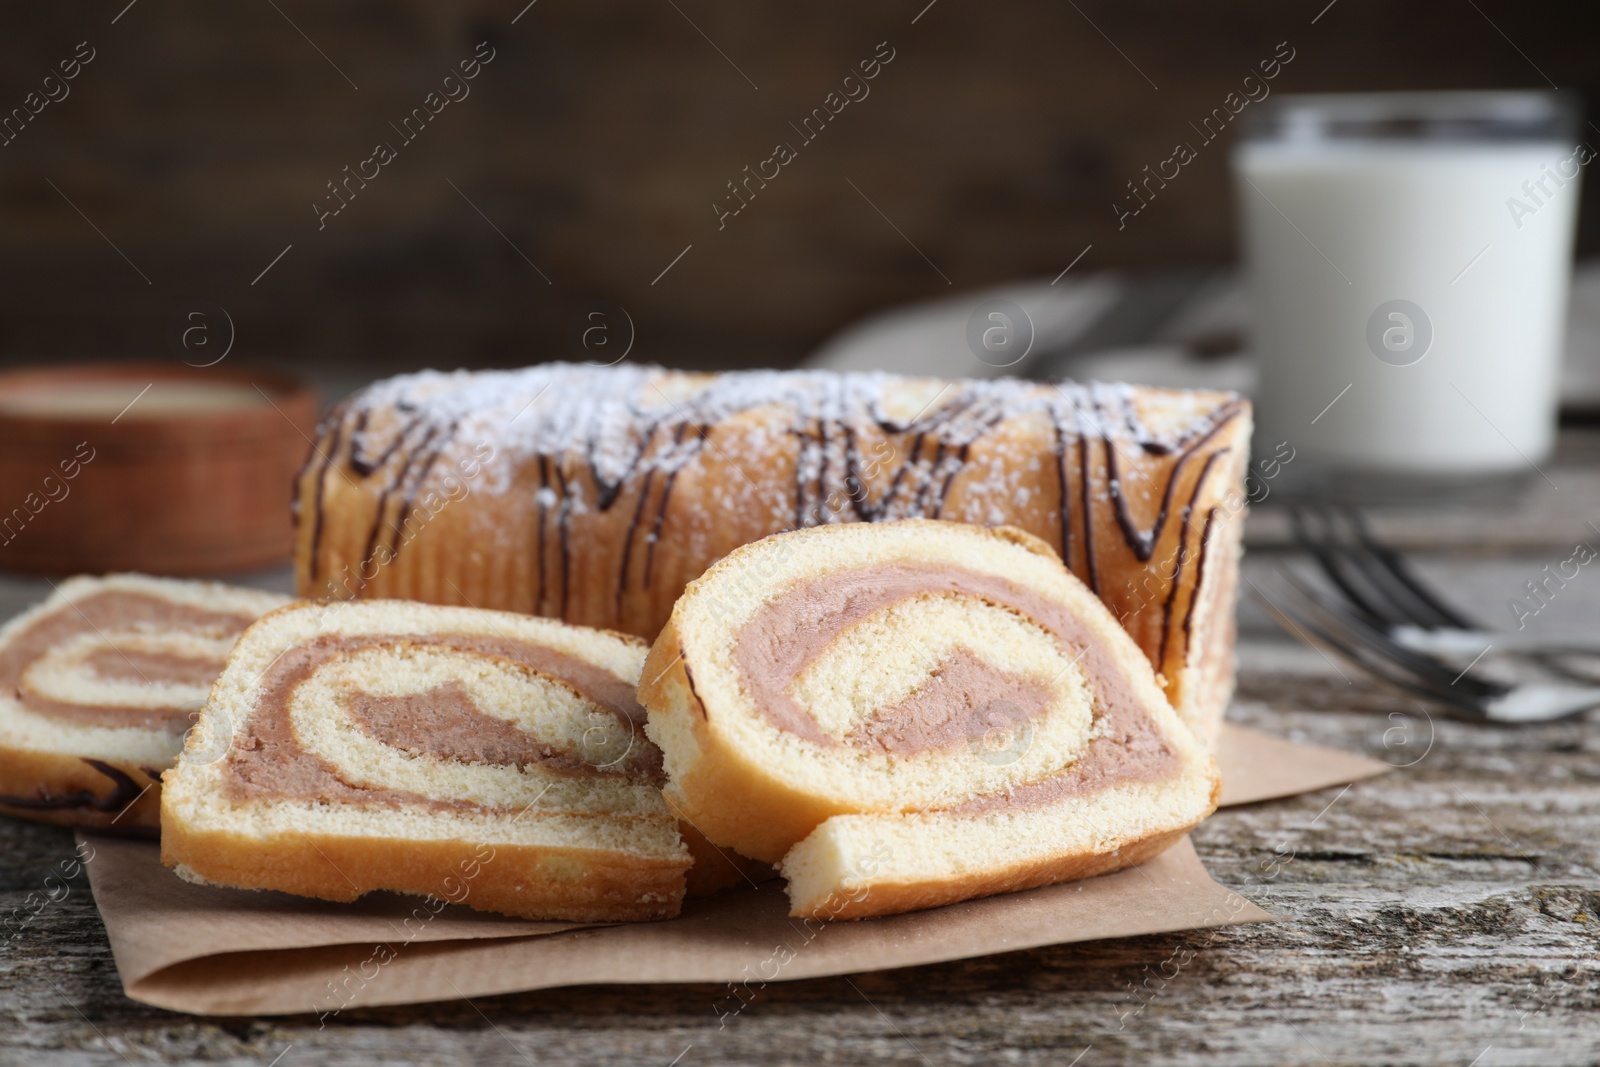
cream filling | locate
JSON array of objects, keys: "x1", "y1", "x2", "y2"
[
  {"x1": 787, "y1": 594, "x2": 1096, "y2": 788},
  {"x1": 285, "y1": 645, "x2": 664, "y2": 816},
  {"x1": 736, "y1": 591, "x2": 1100, "y2": 810},
  {"x1": 20, "y1": 631, "x2": 232, "y2": 716}
]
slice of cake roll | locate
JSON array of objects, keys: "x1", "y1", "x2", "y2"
[
  {"x1": 0, "y1": 574, "x2": 287, "y2": 830},
  {"x1": 639, "y1": 520, "x2": 1221, "y2": 920},
  {"x1": 160, "y1": 600, "x2": 693, "y2": 921}
]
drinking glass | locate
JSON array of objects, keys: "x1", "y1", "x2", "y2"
[{"x1": 1234, "y1": 91, "x2": 1582, "y2": 499}]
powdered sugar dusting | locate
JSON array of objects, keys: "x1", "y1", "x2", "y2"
[{"x1": 338, "y1": 365, "x2": 1236, "y2": 496}]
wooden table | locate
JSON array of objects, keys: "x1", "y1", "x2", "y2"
[{"x1": 4, "y1": 435, "x2": 1600, "y2": 1067}]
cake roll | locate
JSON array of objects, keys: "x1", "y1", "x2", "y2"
[
  {"x1": 639, "y1": 521, "x2": 1220, "y2": 920},
  {"x1": 292, "y1": 365, "x2": 1250, "y2": 743},
  {"x1": 0, "y1": 574, "x2": 287, "y2": 830},
  {"x1": 160, "y1": 599, "x2": 694, "y2": 921}
]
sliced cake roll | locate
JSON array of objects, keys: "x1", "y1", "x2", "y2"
[
  {"x1": 640, "y1": 520, "x2": 1220, "y2": 920},
  {"x1": 0, "y1": 574, "x2": 287, "y2": 830},
  {"x1": 295, "y1": 366, "x2": 1250, "y2": 746},
  {"x1": 160, "y1": 600, "x2": 693, "y2": 921}
]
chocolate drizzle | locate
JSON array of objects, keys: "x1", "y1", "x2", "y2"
[
  {"x1": 1183, "y1": 506, "x2": 1223, "y2": 657},
  {"x1": 391, "y1": 418, "x2": 459, "y2": 561},
  {"x1": 302, "y1": 409, "x2": 347, "y2": 591},
  {"x1": 1102, "y1": 395, "x2": 1245, "y2": 563},
  {"x1": 358, "y1": 417, "x2": 435, "y2": 574},
  {"x1": 536, "y1": 454, "x2": 551, "y2": 615},
  {"x1": 1155, "y1": 449, "x2": 1229, "y2": 672},
  {"x1": 304, "y1": 367, "x2": 1248, "y2": 708},
  {"x1": 0, "y1": 759, "x2": 152, "y2": 816},
  {"x1": 616, "y1": 433, "x2": 659, "y2": 618},
  {"x1": 349, "y1": 408, "x2": 412, "y2": 478},
  {"x1": 554, "y1": 462, "x2": 573, "y2": 619},
  {"x1": 643, "y1": 423, "x2": 692, "y2": 586},
  {"x1": 1079, "y1": 429, "x2": 1100, "y2": 595},
  {"x1": 1053, "y1": 419, "x2": 1073, "y2": 566}
]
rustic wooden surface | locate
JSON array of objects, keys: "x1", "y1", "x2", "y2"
[{"x1": 4, "y1": 438, "x2": 1600, "y2": 1065}]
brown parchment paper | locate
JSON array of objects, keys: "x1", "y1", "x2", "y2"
[
  {"x1": 83, "y1": 724, "x2": 1385, "y2": 1016},
  {"x1": 1217, "y1": 723, "x2": 1389, "y2": 806}
]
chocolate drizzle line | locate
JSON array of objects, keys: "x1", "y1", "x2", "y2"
[
  {"x1": 536, "y1": 454, "x2": 551, "y2": 615},
  {"x1": 1183, "y1": 506, "x2": 1223, "y2": 657},
  {"x1": 1079, "y1": 430, "x2": 1100, "y2": 595},
  {"x1": 588, "y1": 426, "x2": 643, "y2": 512},
  {"x1": 936, "y1": 445, "x2": 970, "y2": 516},
  {"x1": 296, "y1": 399, "x2": 339, "y2": 572},
  {"x1": 1052, "y1": 415, "x2": 1074, "y2": 569},
  {"x1": 643, "y1": 423, "x2": 691, "y2": 589},
  {"x1": 313, "y1": 370, "x2": 1246, "y2": 687},
  {"x1": 0, "y1": 759, "x2": 151, "y2": 815},
  {"x1": 305, "y1": 415, "x2": 348, "y2": 591},
  {"x1": 680, "y1": 653, "x2": 707, "y2": 721},
  {"x1": 554, "y1": 462, "x2": 573, "y2": 619},
  {"x1": 359, "y1": 418, "x2": 435, "y2": 576},
  {"x1": 816, "y1": 412, "x2": 830, "y2": 521},
  {"x1": 390, "y1": 418, "x2": 460, "y2": 563},
  {"x1": 295, "y1": 398, "x2": 354, "y2": 591},
  {"x1": 840, "y1": 423, "x2": 865, "y2": 520},
  {"x1": 1155, "y1": 449, "x2": 1228, "y2": 672},
  {"x1": 882, "y1": 430, "x2": 924, "y2": 519},
  {"x1": 349, "y1": 409, "x2": 413, "y2": 478},
  {"x1": 617, "y1": 463, "x2": 658, "y2": 618},
  {"x1": 1104, "y1": 398, "x2": 1244, "y2": 563}
]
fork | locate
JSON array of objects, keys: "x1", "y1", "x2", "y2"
[
  {"x1": 1251, "y1": 568, "x2": 1600, "y2": 724},
  {"x1": 1288, "y1": 505, "x2": 1600, "y2": 658}
]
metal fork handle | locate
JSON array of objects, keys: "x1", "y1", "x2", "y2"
[
  {"x1": 1485, "y1": 684, "x2": 1600, "y2": 723},
  {"x1": 1393, "y1": 626, "x2": 1600, "y2": 657}
]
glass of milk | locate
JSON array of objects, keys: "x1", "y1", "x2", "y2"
[{"x1": 1234, "y1": 91, "x2": 1581, "y2": 499}]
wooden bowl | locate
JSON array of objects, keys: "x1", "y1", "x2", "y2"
[{"x1": 0, "y1": 362, "x2": 317, "y2": 576}]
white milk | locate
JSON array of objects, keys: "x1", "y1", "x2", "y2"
[{"x1": 1235, "y1": 136, "x2": 1580, "y2": 484}]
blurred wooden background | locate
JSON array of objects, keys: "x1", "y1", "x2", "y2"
[{"x1": 1, "y1": 0, "x2": 1597, "y2": 378}]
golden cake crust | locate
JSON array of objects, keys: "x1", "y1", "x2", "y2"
[
  {"x1": 809, "y1": 825, "x2": 1198, "y2": 921},
  {"x1": 161, "y1": 823, "x2": 688, "y2": 923},
  {"x1": 293, "y1": 366, "x2": 1251, "y2": 744}
]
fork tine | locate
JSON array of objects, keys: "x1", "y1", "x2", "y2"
[
  {"x1": 1251, "y1": 582, "x2": 1489, "y2": 716},
  {"x1": 1337, "y1": 507, "x2": 1480, "y2": 630},
  {"x1": 1267, "y1": 572, "x2": 1504, "y2": 703},
  {"x1": 1277, "y1": 569, "x2": 1505, "y2": 700},
  {"x1": 1336, "y1": 508, "x2": 1600, "y2": 687},
  {"x1": 1292, "y1": 504, "x2": 1479, "y2": 633},
  {"x1": 1290, "y1": 505, "x2": 1408, "y2": 628}
]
